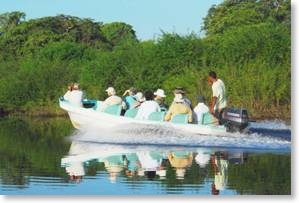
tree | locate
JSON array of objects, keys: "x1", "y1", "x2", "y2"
[
  {"x1": 101, "y1": 22, "x2": 138, "y2": 46},
  {"x1": 202, "y1": 0, "x2": 291, "y2": 36},
  {"x1": 0, "y1": 11, "x2": 25, "y2": 32}
]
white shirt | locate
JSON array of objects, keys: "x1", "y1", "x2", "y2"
[
  {"x1": 135, "y1": 100, "x2": 161, "y2": 120},
  {"x1": 212, "y1": 79, "x2": 227, "y2": 111},
  {"x1": 194, "y1": 103, "x2": 209, "y2": 123},
  {"x1": 99, "y1": 95, "x2": 122, "y2": 111},
  {"x1": 214, "y1": 159, "x2": 228, "y2": 190},
  {"x1": 64, "y1": 90, "x2": 83, "y2": 107},
  {"x1": 137, "y1": 151, "x2": 161, "y2": 171}
]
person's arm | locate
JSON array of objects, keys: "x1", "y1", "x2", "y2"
[
  {"x1": 133, "y1": 101, "x2": 140, "y2": 108},
  {"x1": 210, "y1": 96, "x2": 217, "y2": 114},
  {"x1": 187, "y1": 107, "x2": 193, "y2": 123},
  {"x1": 164, "y1": 105, "x2": 173, "y2": 121},
  {"x1": 122, "y1": 90, "x2": 129, "y2": 97},
  {"x1": 63, "y1": 91, "x2": 70, "y2": 101}
]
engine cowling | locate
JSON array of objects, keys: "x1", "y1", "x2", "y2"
[{"x1": 222, "y1": 108, "x2": 249, "y2": 132}]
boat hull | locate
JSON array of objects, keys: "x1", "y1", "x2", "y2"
[{"x1": 59, "y1": 100, "x2": 228, "y2": 136}]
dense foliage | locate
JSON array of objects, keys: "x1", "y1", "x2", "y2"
[{"x1": 0, "y1": 0, "x2": 291, "y2": 119}]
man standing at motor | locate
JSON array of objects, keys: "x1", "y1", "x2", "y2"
[{"x1": 208, "y1": 71, "x2": 227, "y2": 124}]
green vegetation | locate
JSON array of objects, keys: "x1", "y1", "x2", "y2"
[
  {"x1": 0, "y1": 0, "x2": 291, "y2": 119},
  {"x1": 228, "y1": 153, "x2": 291, "y2": 194},
  {"x1": 0, "y1": 117, "x2": 73, "y2": 185}
]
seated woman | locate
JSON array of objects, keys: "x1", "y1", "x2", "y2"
[
  {"x1": 63, "y1": 83, "x2": 83, "y2": 107},
  {"x1": 135, "y1": 90, "x2": 160, "y2": 120},
  {"x1": 122, "y1": 87, "x2": 137, "y2": 109},
  {"x1": 132, "y1": 92, "x2": 145, "y2": 109},
  {"x1": 165, "y1": 93, "x2": 192, "y2": 123},
  {"x1": 99, "y1": 87, "x2": 122, "y2": 111}
]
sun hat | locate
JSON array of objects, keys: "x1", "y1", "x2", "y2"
[
  {"x1": 134, "y1": 92, "x2": 145, "y2": 102},
  {"x1": 73, "y1": 83, "x2": 79, "y2": 90},
  {"x1": 154, "y1": 89, "x2": 166, "y2": 98},
  {"x1": 156, "y1": 169, "x2": 166, "y2": 177},
  {"x1": 106, "y1": 87, "x2": 116, "y2": 95},
  {"x1": 65, "y1": 162, "x2": 85, "y2": 176},
  {"x1": 173, "y1": 93, "x2": 184, "y2": 103},
  {"x1": 176, "y1": 168, "x2": 186, "y2": 180},
  {"x1": 137, "y1": 169, "x2": 145, "y2": 177},
  {"x1": 195, "y1": 152, "x2": 210, "y2": 168},
  {"x1": 174, "y1": 87, "x2": 185, "y2": 94}
]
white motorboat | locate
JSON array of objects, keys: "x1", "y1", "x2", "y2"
[{"x1": 59, "y1": 99, "x2": 248, "y2": 136}]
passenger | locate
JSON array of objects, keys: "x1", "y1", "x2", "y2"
[
  {"x1": 167, "y1": 151, "x2": 193, "y2": 180},
  {"x1": 122, "y1": 87, "x2": 137, "y2": 109},
  {"x1": 124, "y1": 153, "x2": 140, "y2": 178},
  {"x1": 210, "y1": 152, "x2": 229, "y2": 194},
  {"x1": 208, "y1": 71, "x2": 227, "y2": 124},
  {"x1": 63, "y1": 83, "x2": 84, "y2": 107},
  {"x1": 135, "y1": 90, "x2": 160, "y2": 120},
  {"x1": 174, "y1": 87, "x2": 193, "y2": 109},
  {"x1": 65, "y1": 161, "x2": 85, "y2": 183},
  {"x1": 165, "y1": 94, "x2": 192, "y2": 123},
  {"x1": 99, "y1": 87, "x2": 122, "y2": 112},
  {"x1": 132, "y1": 92, "x2": 145, "y2": 109},
  {"x1": 136, "y1": 151, "x2": 165, "y2": 181},
  {"x1": 154, "y1": 89, "x2": 168, "y2": 111},
  {"x1": 194, "y1": 96, "x2": 209, "y2": 124},
  {"x1": 103, "y1": 154, "x2": 127, "y2": 183}
]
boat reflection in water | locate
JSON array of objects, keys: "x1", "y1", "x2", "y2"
[{"x1": 61, "y1": 141, "x2": 249, "y2": 195}]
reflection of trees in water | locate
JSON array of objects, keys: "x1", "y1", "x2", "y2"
[
  {"x1": 0, "y1": 117, "x2": 73, "y2": 186},
  {"x1": 0, "y1": 154, "x2": 29, "y2": 187},
  {"x1": 227, "y1": 154, "x2": 291, "y2": 195}
]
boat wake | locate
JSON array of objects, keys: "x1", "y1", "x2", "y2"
[
  {"x1": 249, "y1": 120, "x2": 291, "y2": 130},
  {"x1": 69, "y1": 121, "x2": 291, "y2": 151}
]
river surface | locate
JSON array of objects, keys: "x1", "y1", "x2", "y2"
[{"x1": 0, "y1": 117, "x2": 291, "y2": 195}]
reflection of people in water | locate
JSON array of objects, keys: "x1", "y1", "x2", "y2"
[
  {"x1": 136, "y1": 151, "x2": 166, "y2": 180},
  {"x1": 210, "y1": 152, "x2": 229, "y2": 195},
  {"x1": 167, "y1": 151, "x2": 193, "y2": 180},
  {"x1": 65, "y1": 162, "x2": 85, "y2": 183},
  {"x1": 103, "y1": 155, "x2": 127, "y2": 183},
  {"x1": 195, "y1": 149, "x2": 211, "y2": 168},
  {"x1": 124, "y1": 153, "x2": 140, "y2": 178}
]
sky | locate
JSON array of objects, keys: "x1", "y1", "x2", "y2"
[{"x1": 0, "y1": 0, "x2": 222, "y2": 40}]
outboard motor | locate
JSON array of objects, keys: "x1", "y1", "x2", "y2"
[{"x1": 222, "y1": 108, "x2": 249, "y2": 133}]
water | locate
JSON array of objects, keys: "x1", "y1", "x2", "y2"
[{"x1": 0, "y1": 117, "x2": 291, "y2": 195}]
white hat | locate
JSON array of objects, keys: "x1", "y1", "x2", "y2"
[
  {"x1": 106, "y1": 87, "x2": 116, "y2": 95},
  {"x1": 154, "y1": 89, "x2": 166, "y2": 98},
  {"x1": 176, "y1": 168, "x2": 186, "y2": 180},
  {"x1": 65, "y1": 162, "x2": 85, "y2": 176},
  {"x1": 195, "y1": 153, "x2": 210, "y2": 168},
  {"x1": 156, "y1": 169, "x2": 166, "y2": 177},
  {"x1": 174, "y1": 93, "x2": 184, "y2": 103},
  {"x1": 137, "y1": 169, "x2": 145, "y2": 177},
  {"x1": 73, "y1": 83, "x2": 79, "y2": 89},
  {"x1": 109, "y1": 173, "x2": 118, "y2": 183},
  {"x1": 134, "y1": 92, "x2": 145, "y2": 102}
]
